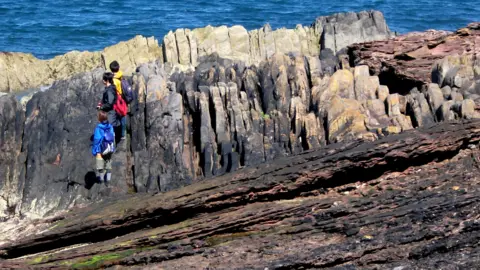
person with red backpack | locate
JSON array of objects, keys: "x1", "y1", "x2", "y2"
[
  {"x1": 97, "y1": 72, "x2": 125, "y2": 144},
  {"x1": 110, "y1": 60, "x2": 133, "y2": 141},
  {"x1": 97, "y1": 72, "x2": 121, "y2": 127}
]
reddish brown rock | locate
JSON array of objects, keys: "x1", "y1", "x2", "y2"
[{"x1": 349, "y1": 23, "x2": 480, "y2": 93}]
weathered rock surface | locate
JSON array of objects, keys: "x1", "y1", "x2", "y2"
[
  {"x1": 315, "y1": 10, "x2": 392, "y2": 55},
  {"x1": 2, "y1": 13, "x2": 480, "y2": 269},
  {"x1": 348, "y1": 22, "x2": 480, "y2": 127},
  {"x1": 1, "y1": 43, "x2": 479, "y2": 219},
  {"x1": 15, "y1": 69, "x2": 131, "y2": 219},
  {"x1": 349, "y1": 22, "x2": 480, "y2": 95},
  {"x1": 102, "y1": 35, "x2": 163, "y2": 75},
  {"x1": 2, "y1": 120, "x2": 480, "y2": 269},
  {"x1": 0, "y1": 35, "x2": 162, "y2": 93},
  {"x1": 163, "y1": 10, "x2": 392, "y2": 67},
  {"x1": 0, "y1": 95, "x2": 25, "y2": 218}
]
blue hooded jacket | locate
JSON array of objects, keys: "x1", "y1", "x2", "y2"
[{"x1": 92, "y1": 121, "x2": 115, "y2": 156}]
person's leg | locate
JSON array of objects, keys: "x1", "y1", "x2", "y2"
[
  {"x1": 104, "y1": 155, "x2": 113, "y2": 187},
  {"x1": 95, "y1": 154, "x2": 105, "y2": 183},
  {"x1": 121, "y1": 116, "x2": 126, "y2": 139},
  {"x1": 114, "y1": 125, "x2": 122, "y2": 145}
]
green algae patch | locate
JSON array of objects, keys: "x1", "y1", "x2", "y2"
[
  {"x1": 68, "y1": 250, "x2": 135, "y2": 269},
  {"x1": 28, "y1": 254, "x2": 51, "y2": 265},
  {"x1": 71, "y1": 253, "x2": 121, "y2": 269},
  {"x1": 49, "y1": 219, "x2": 67, "y2": 230},
  {"x1": 260, "y1": 112, "x2": 270, "y2": 120}
]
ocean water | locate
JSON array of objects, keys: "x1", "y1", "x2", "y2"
[{"x1": 0, "y1": 0, "x2": 478, "y2": 59}]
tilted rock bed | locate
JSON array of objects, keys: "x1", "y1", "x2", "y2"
[{"x1": 1, "y1": 120, "x2": 480, "y2": 268}]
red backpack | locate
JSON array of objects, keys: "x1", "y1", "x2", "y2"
[{"x1": 113, "y1": 93, "x2": 127, "y2": 117}]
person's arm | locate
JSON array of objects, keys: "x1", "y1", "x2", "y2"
[{"x1": 91, "y1": 126, "x2": 103, "y2": 156}]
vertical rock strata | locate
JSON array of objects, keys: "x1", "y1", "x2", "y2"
[{"x1": 162, "y1": 10, "x2": 392, "y2": 67}]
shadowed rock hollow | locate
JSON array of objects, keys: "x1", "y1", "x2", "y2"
[{"x1": 349, "y1": 22, "x2": 480, "y2": 95}]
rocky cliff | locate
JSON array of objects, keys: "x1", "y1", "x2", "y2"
[
  {"x1": 0, "y1": 10, "x2": 391, "y2": 93},
  {"x1": 0, "y1": 10, "x2": 480, "y2": 270},
  {"x1": 0, "y1": 10, "x2": 397, "y2": 219},
  {"x1": 0, "y1": 15, "x2": 479, "y2": 220},
  {"x1": 162, "y1": 10, "x2": 392, "y2": 67}
]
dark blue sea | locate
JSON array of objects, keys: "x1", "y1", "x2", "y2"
[{"x1": 1, "y1": 0, "x2": 478, "y2": 59}]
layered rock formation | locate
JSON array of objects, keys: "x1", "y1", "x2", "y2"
[
  {"x1": 1, "y1": 10, "x2": 480, "y2": 270},
  {"x1": 0, "y1": 10, "x2": 392, "y2": 93},
  {"x1": 349, "y1": 22, "x2": 480, "y2": 95},
  {"x1": 2, "y1": 120, "x2": 480, "y2": 269},
  {"x1": 348, "y1": 22, "x2": 480, "y2": 124},
  {"x1": 0, "y1": 10, "x2": 399, "y2": 219}
]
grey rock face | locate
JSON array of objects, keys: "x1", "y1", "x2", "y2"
[
  {"x1": 17, "y1": 69, "x2": 130, "y2": 218},
  {"x1": 0, "y1": 95, "x2": 25, "y2": 218},
  {"x1": 162, "y1": 10, "x2": 392, "y2": 67},
  {"x1": 406, "y1": 91, "x2": 435, "y2": 127},
  {"x1": 315, "y1": 10, "x2": 393, "y2": 55},
  {"x1": 426, "y1": 83, "x2": 445, "y2": 120}
]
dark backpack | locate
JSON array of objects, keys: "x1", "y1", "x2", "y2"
[
  {"x1": 101, "y1": 128, "x2": 115, "y2": 155},
  {"x1": 120, "y1": 78, "x2": 134, "y2": 104}
]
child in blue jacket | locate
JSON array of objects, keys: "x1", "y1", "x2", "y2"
[{"x1": 92, "y1": 110, "x2": 115, "y2": 186}]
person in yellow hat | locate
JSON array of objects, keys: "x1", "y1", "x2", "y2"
[{"x1": 110, "y1": 60, "x2": 126, "y2": 140}]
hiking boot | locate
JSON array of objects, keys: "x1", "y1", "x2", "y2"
[{"x1": 104, "y1": 172, "x2": 111, "y2": 187}]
